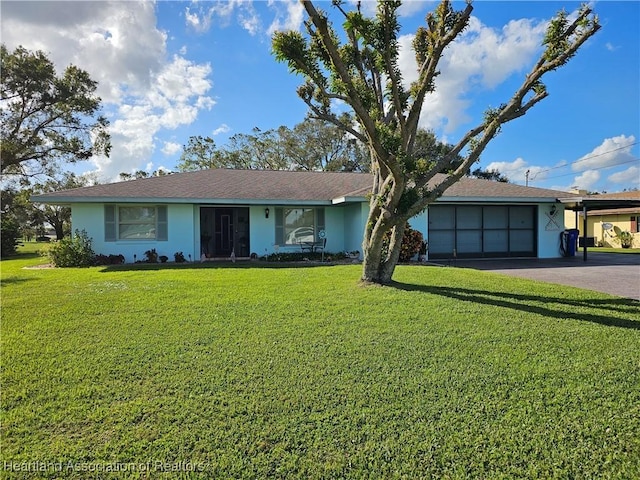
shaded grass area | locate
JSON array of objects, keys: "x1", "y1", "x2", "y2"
[{"x1": 2, "y1": 247, "x2": 639, "y2": 479}]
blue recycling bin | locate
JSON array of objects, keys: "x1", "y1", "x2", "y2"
[{"x1": 567, "y1": 229, "x2": 580, "y2": 256}]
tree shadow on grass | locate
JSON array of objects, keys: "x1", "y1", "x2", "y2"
[
  {"x1": 391, "y1": 282, "x2": 640, "y2": 330},
  {"x1": 0, "y1": 276, "x2": 37, "y2": 287}
]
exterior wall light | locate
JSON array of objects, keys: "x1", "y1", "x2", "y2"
[{"x1": 265, "y1": 208, "x2": 270, "y2": 219}]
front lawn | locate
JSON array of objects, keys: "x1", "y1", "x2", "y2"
[
  {"x1": 590, "y1": 247, "x2": 640, "y2": 254},
  {"x1": 2, "y1": 247, "x2": 639, "y2": 479}
]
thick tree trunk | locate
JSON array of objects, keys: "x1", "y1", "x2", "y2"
[
  {"x1": 54, "y1": 223, "x2": 65, "y2": 240},
  {"x1": 361, "y1": 222, "x2": 405, "y2": 284}
]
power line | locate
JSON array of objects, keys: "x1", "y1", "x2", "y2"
[
  {"x1": 528, "y1": 141, "x2": 639, "y2": 181},
  {"x1": 535, "y1": 157, "x2": 639, "y2": 181}
]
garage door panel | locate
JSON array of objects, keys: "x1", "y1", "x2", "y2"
[
  {"x1": 510, "y1": 230, "x2": 535, "y2": 253},
  {"x1": 456, "y1": 206, "x2": 482, "y2": 229},
  {"x1": 428, "y1": 205, "x2": 537, "y2": 258},
  {"x1": 429, "y1": 231, "x2": 455, "y2": 254},
  {"x1": 484, "y1": 230, "x2": 509, "y2": 252},
  {"x1": 457, "y1": 230, "x2": 482, "y2": 253},
  {"x1": 484, "y1": 206, "x2": 508, "y2": 228}
]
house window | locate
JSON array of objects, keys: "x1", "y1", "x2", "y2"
[
  {"x1": 105, "y1": 205, "x2": 167, "y2": 241},
  {"x1": 275, "y1": 207, "x2": 325, "y2": 245},
  {"x1": 631, "y1": 216, "x2": 637, "y2": 234}
]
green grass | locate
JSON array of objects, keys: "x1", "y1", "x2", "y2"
[
  {"x1": 2, "y1": 244, "x2": 639, "y2": 479},
  {"x1": 590, "y1": 247, "x2": 640, "y2": 254}
]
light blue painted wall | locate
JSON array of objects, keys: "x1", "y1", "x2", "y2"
[
  {"x1": 248, "y1": 204, "x2": 349, "y2": 256},
  {"x1": 71, "y1": 200, "x2": 563, "y2": 262},
  {"x1": 538, "y1": 204, "x2": 564, "y2": 258},
  {"x1": 72, "y1": 203, "x2": 196, "y2": 263},
  {"x1": 249, "y1": 205, "x2": 274, "y2": 256},
  {"x1": 343, "y1": 203, "x2": 365, "y2": 256}
]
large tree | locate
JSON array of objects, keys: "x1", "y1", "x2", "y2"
[
  {"x1": 281, "y1": 116, "x2": 369, "y2": 171},
  {"x1": 177, "y1": 118, "x2": 371, "y2": 172},
  {"x1": 0, "y1": 45, "x2": 110, "y2": 177},
  {"x1": 273, "y1": 0, "x2": 599, "y2": 284},
  {"x1": 177, "y1": 136, "x2": 249, "y2": 171},
  {"x1": 30, "y1": 173, "x2": 97, "y2": 239}
]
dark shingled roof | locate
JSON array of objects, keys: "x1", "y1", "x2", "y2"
[
  {"x1": 435, "y1": 175, "x2": 575, "y2": 200},
  {"x1": 35, "y1": 169, "x2": 373, "y2": 203},
  {"x1": 561, "y1": 189, "x2": 640, "y2": 212},
  {"x1": 34, "y1": 168, "x2": 577, "y2": 204},
  {"x1": 583, "y1": 190, "x2": 640, "y2": 201}
]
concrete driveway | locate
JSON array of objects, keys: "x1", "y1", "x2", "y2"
[{"x1": 434, "y1": 253, "x2": 640, "y2": 300}]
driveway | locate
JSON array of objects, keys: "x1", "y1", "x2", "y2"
[{"x1": 432, "y1": 253, "x2": 640, "y2": 300}]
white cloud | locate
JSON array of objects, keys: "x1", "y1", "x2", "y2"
[
  {"x1": 485, "y1": 157, "x2": 549, "y2": 185},
  {"x1": 572, "y1": 135, "x2": 636, "y2": 171},
  {"x1": 267, "y1": 0, "x2": 305, "y2": 35},
  {"x1": 162, "y1": 142, "x2": 182, "y2": 156},
  {"x1": 2, "y1": 1, "x2": 215, "y2": 182},
  {"x1": 185, "y1": 6, "x2": 215, "y2": 33},
  {"x1": 186, "y1": 1, "x2": 262, "y2": 36},
  {"x1": 398, "y1": 14, "x2": 548, "y2": 134},
  {"x1": 608, "y1": 166, "x2": 640, "y2": 186},
  {"x1": 572, "y1": 170, "x2": 601, "y2": 191},
  {"x1": 1, "y1": 1, "x2": 166, "y2": 104},
  {"x1": 213, "y1": 124, "x2": 231, "y2": 136},
  {"x1": 605, "y1": 42, "x2": 618, "y2": 52}
]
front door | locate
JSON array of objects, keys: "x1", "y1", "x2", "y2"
[{"x1": 200, "y1": 207, "x2": 250, "y2": 258}]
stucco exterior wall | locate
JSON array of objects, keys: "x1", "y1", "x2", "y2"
[
  {"x1": 72, "y1": 203, "x2": 196, "y2": 263},
  {"x1": 538, "y1": 204, "x2": 564, "y2": 258},
  {"x1": 247, "y1": 204, "x2": 347, "y2": 256},
  {"x1": 343, "y1": 203, "x2": 366, "y2": 256},
  {"x1": 71, "y1": 200, "x2": 567, "y2": 262}
]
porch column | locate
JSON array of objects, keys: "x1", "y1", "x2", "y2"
[{"x1": 582, "y1": 205, "x2": 588, "y2": 262}]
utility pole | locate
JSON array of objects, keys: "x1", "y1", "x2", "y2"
[{"x1": 525, "y1": 169, "x2": 530, "y2": 187}]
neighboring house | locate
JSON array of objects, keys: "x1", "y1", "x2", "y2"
[
  {"x1": 34, "y1": 168, "x2": 580, "y2": 262},
  {"x1": 564, "y1": 190, "x2": 640, "y2": 248}
]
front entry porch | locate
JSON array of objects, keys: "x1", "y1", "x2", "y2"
[{"x1": 200, "y1": 207, "x2": 250, "y2": 258}]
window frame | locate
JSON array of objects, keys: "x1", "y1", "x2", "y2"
[
  {"x1": 275, "y1": 207, "x2": 325, "y2": 246},
  {"x1": 104, "y1": 205, "x2": 168, "y2": 242}
]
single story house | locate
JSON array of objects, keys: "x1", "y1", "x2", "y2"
[
  {"x1": 564, "y1": 190, "x2": 640, "y2": 248},
  {"x1": 34, "y1": 168, "x2": 581, "y2": 262}
]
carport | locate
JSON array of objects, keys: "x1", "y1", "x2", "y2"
[{"x1": 559, "y1": 193, "x2": 640, "y2": 261}]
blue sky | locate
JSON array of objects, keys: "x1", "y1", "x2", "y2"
[{"x1": 2, "y1": 1, "x2": 638, "y2": 192}]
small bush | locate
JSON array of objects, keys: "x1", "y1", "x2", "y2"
[
  {"x1": 382, "y1": 224, "x2": 424, "y2": 262},
  {"x1": 1, "y1": 216, "x2": 20, "y2": 258},
  {"x1": 44, "y1": 230, "x2": 95, "y2": 267},
  {"x1": 144, "y1": 248, "x2": 158, "y2": 263},
  {"x1": 174, "y1": 252, "x2": 186, "y2": 263},
  {"x1": 93, "y1": 254, "x2": 125, "y2": 266}
]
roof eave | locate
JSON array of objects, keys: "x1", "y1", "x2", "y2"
[
  {"x1": 33, "y1": 196, "x2": 335, "y2": 206},
  {"x1": 332, "y1": 195, "x2": 368, "y2": 204},
  {"x1": 437, "y1": 196, "x2": 560, "y2": 204}
]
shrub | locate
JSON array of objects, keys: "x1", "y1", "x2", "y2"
[
  {"x1": 44, "y1": 230, "x2": 95, "y2": 267},
  {"x1": 1, "y1": 216, "x2": 21, "y2": 258},
  {"x1": 382, "y1": 223, "x2": 425, "y2": 262},
  {"x1": 174, "y1": 252, "x2": 186, "y2": 263},
  {"x1": 144, "y1": 248, "x2": 158, "y2": 263},
  {"x1": 93, "y1": 254, "x2": 125, "y2": 266},
  {"x1": 261, "y1": 251, "x2": 346, "y2": 262}
]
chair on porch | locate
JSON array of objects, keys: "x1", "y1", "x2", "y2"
[{"x1": 315, "y1": 237, "x2": 327, "y2": 254}]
